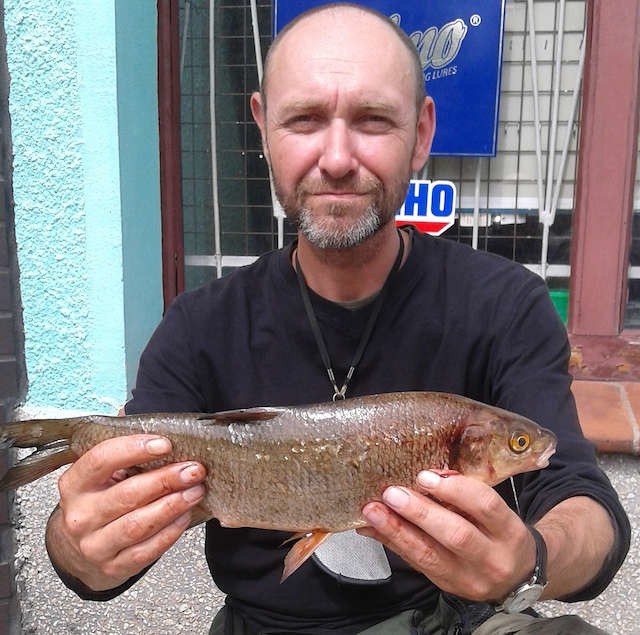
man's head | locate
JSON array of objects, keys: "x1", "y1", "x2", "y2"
[
  {"x1": 250, "y1": 2, "x2": 436, "y2": 250},
  {"x1": 260, "y1": 3, "x2": 427, "y2": 117}
]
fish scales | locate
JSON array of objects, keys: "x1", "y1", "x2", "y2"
[
  {"x1": 64, "y1": 394, "x2": 496, "y2": 531},
  {"x1": 0, "y1": 392, "x2": 557, "y2": 581},
  {"x1": 1, "y1": 392, "x2": 556, "y2": 534}
]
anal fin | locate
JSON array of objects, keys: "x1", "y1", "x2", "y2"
[
  {"x1": 281, "y1": 530, "x2": 332, "y2": 582},
  {"x1": 0, "y1": 447, "x2": 76, "y2": 490}
]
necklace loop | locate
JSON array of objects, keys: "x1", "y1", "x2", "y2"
[{"x1": 295, "y1": 230, "x2": 405, "y2": 401}]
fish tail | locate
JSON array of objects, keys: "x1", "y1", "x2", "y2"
[
  {"x1": 0, "y1": 417, "x2": 83, "y2": 490},
  {"x1": 281, "y1": 530, "x2": 332, "y2": 582}
]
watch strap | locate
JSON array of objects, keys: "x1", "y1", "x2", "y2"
[
  {"x1": 527, "y1": 524, "x2": 548, "y2": 586},
  {"x1": 496, "y1": 524, "x2": 548, "y2": 613}
]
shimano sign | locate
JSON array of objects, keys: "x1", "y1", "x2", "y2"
[
  {"x1": 274, "y1": 1, "x2": 506, "y2": 156},
  {"x1": 395, "y1": 180, "x2": 457, "y2": 235}
]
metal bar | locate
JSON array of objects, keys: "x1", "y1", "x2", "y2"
[
  {"x1": 472, "y1": 158, "x2": 482, "y2": 250},
  {"x1": 250, "y1": 0, "x2": 285, "y2": 248},
  {"x1": 179, "y1": 0, "x2": 192, "y2": 78},
  {"x1": 549, "y1": 33, "x2": 587, "y2": 225},
  {"x1": 250, "y1": 0, "x2": 263, "y2": 79},
  {"x1": 543, "y1": 0, "x2": 566, "y2": 222},
  {"x1": 186, "y1": 255, "x2": 259, "y2": 268},
  {"x1": 526, "y1": 0, "x2": 545, "y2": 219},
  {"x1": 541, "y1": 0, "x2": 567, "y2": 280},
  {"x1": 209, "y1": 0, "x2": 222, "y2": 278}
]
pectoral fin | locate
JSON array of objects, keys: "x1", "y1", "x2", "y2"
[{"x1": 281, "y1": 530, "x2": 332, "y2": 582}]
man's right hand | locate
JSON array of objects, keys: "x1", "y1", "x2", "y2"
[{"x1": 45, "y1": 434, "x2": 206, "y2": 592}]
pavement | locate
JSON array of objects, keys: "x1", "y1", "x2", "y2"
[
  {"x1": 573, "y1": 380, "x2": 640, "y2": 454},
  {"x1": 10, "y1": 451, "x2": 640, "y2": 634}
]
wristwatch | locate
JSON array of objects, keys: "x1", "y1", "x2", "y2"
[{"x1": 496, "y1": 525, "x2": 548, "y2": 614}]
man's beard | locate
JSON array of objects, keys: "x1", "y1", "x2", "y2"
[{"x1": 276, "y1": 174, "x2": 410, "y2": 250}]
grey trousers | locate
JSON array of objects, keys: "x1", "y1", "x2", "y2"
[{"x1": 210, "y1": 595, "x2": 609, "y2": 635}]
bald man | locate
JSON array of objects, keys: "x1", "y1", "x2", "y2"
[{"x1": 45, "y1": 4, "x2": 628, "y2": 634}]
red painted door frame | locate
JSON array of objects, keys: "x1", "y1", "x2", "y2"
[
  {"x1": 568, "y1": 0, "x2": 640, "y2": 336},
  {"x1": 158, "y1": 0, "x2": 184, "y2": 310}
]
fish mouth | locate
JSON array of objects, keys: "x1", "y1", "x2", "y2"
[{"x1": 536, "y1": 443, "x2": 557, "y2": 468}]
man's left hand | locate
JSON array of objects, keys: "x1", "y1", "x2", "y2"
[{"x1": 358, "y1": 470, "x2": 537, "y2": 603}]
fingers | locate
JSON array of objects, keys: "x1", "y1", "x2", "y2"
[
  {"x1": 92, "y1": 461, "x2": 206, "y2": 524},
  {"x1": 414, "y1": 470, "x2": 520, "y2": 539},
  {"x1": 60, "y1": 434, "x2": 175, "y2": 493},
  {"x1": 360, "y1": 487, "x2": 483, "y2": 579},
  {"x1": 52, "y1": 434, "x2": 208, "y2": 590},
  {"x1": 81, "y1": 483, "x2": 203, "y2": 565},
  {"x1": 359, "y1": 472, "x2": 535, "y2": 600},
  {"x1": 59, "y1": 436, "x2": 207, "y2": 539},
  {"x1": 359, "y1": 496, "x2": 449, "y2": 572},
  {"x1": 99, "y1": 512, "x2": 194, "y2": 583}
]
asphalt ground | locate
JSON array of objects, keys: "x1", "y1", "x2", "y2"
[{"x1": 11, "y1": 453, "x2": 640, "y2": 634}]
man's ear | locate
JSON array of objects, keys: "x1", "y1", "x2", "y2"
[
  {"x1": 250, "y1": 91, "x2": 269, "y2": 162},
  {"x1": 411, "y1": 96, "x2": 436, "y2": 173}
]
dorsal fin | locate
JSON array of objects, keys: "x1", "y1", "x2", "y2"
[{"x1": 197, "y1": 407, "x2": 284, "y2": 424}]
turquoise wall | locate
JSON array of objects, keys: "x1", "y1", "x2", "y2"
[
  {"x1": 115, "y1": 1, "x2": 163, "y2": 392},
  {"x1": 5, "y1": 0, "x2": 163, "y2": 412}
]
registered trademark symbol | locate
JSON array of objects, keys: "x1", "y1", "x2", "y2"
[{"x1": 470, "y1": 14, "x2": 481, "y2": 27}]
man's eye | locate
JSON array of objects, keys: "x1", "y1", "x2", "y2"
[
  {"x1": 285, "y1": 115, "x2": 322, "y2": 132},
  {"x1": 357, "y1": 116, "x2": 393, "y2": 133}
]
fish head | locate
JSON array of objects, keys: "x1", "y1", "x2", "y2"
[{"x1": 454, "y1": 405, "x2": 557, "y2": 486}]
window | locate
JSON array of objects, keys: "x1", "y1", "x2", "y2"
[
  {"x1": 626, "y1": 132, "x2": 640, "y2": 328},
  {"x1": 169, "y1": 0, "x2": 638, "y2": 338}
]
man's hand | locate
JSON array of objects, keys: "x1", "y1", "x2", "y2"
[
  {"x1": 359, "y1": 470, "x2": 615, "y2": 603},
  {"x1": 358, "y1": 470, "x2": 536, "y2": 603},
  {"x1": 46, "y1": 434, "x2": 206, "y2": 592}
]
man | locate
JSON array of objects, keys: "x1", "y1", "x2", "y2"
[{"x1": 45, "y1": 4, "x2": 629, "y2": 634}]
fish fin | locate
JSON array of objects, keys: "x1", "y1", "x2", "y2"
[
  {"x1": 280, "y1": 531, "x2": 309, "y2": 547},
  {"x1": 0, "y1": 418, "x2": 81, "y2": 448},
  {"x1": 198, "y1": 407, "x2": 284, "y2": 424},
  {"x1": 281, "y1": 530, "x2": 332, "y2": 583},
  {"x1": 0, "y1": 447, "x2": 77, "y2": 490},
  {"x1": 187, "y1": 504, "x2": 213, "y2": 529}
]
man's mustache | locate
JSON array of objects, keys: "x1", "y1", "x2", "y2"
[{"x1": 297, "y1": 177, "x2": 382, "y2": 196}]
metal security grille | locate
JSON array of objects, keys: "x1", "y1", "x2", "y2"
[
  {"x1": 179, "y1": 0, "x2": 594, "y2": 319},
  {"x1": 628, "y1": 135, "x2": 640, "y2": 327}
]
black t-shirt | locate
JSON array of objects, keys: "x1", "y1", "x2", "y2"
[{"x1": 121, "y1": 230, "x2": 629, "y2": 633}]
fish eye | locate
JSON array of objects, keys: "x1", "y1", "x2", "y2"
[{"x1": 509, "y1": 431, "x2": 531, "y2": 453}]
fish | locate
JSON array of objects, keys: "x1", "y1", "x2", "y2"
[{"x1": 0, "y1": 391, "x2": 556, "y2": 580}]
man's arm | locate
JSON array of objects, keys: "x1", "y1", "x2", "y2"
[
  {"x1": 45, "y1": 434, "x2": 206, "y2": 595},
  {"x1": 358, "y1": 470, "x2": 615, "y2": 603},
  {"x1": 535, "y1": 495, "x2": 615, "y2": 600}
]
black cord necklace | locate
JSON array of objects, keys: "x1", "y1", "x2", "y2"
[{"x1": 295, "y1": 230, "x2": 405, "y2": 401}]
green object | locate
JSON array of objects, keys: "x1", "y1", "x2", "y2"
[{"x1": 549, "y1": 289, "x2": 569, "y2": 324}]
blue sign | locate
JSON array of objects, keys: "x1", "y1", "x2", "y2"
[
  {"x1": 273, "y1": 1, "x2": 506, "y2": 157},
  {"x1": 395, "y1": 180, "x2": 457, "y2": 235}
]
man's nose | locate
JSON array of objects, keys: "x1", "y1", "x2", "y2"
[{"x1": 317, "y1": 120, "x2": 358, "y2": 178}]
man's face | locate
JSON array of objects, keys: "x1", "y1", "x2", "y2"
[{"x1": 251, "y1": 9, "x2": 435, "y2": 249}]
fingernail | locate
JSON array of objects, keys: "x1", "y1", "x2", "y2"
[
  {"x1": 362, "y1": 503, "x2": 386, "y2": 527},
  {"x1": 180, "y1": 463, "x2": 204, "y2": 483},
  {"x1": 182, "y1": 484, "x2": 205, "y2": 503},
  {"x1": 383, "y1": 486, "x2": 410, "y2": 509},
  {"x1": 417, "y1": 470, "x2": 441, "y2": 488},
  {"x1": 146, "y1": 437, "x2": 172, "y2": 455}
]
